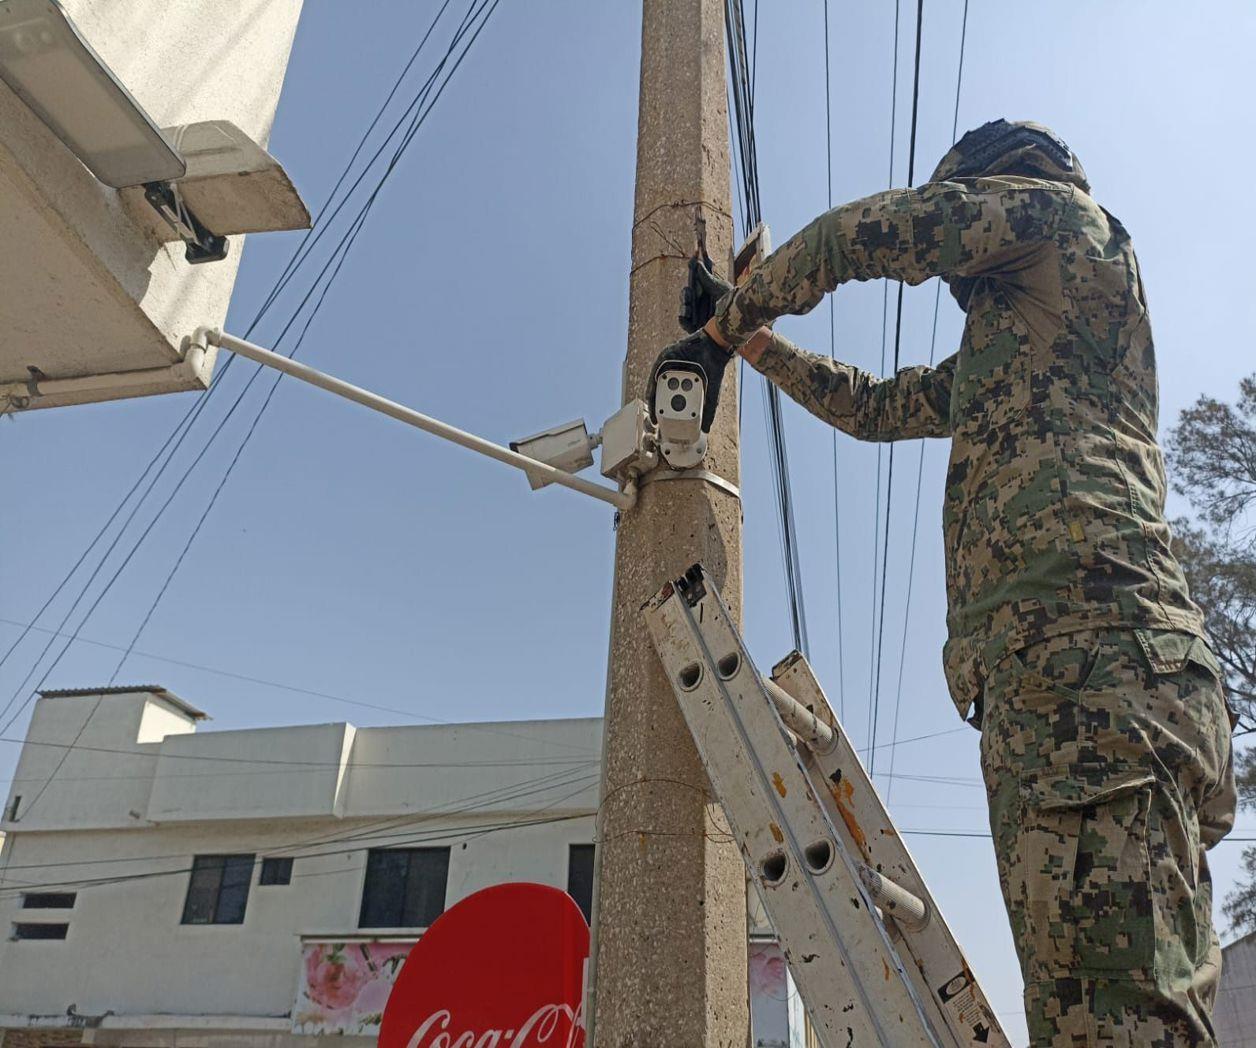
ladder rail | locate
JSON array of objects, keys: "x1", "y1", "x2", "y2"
[
  {"x1": 646, "y1": 571, "x2": 944, "y2": 1047},
  {"x1": 681, "y1": 590, "x2": 941, "y2": 1046},
  {"x1": 771, "y1": 653, "x2": 1007, "y2": 1046},
  {"x1": 644, "y1": 565, "x2": 1010, "y2": 1048}
]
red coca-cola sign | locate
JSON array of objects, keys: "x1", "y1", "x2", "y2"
[{"x1": 379, "y1": 883, "x2": 589, "y2": 1048}]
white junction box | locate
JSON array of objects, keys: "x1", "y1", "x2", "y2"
[{"x1": 599, "y1": 398, "x2": 657, "y2": 483}]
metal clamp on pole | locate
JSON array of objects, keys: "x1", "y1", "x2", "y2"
[
  {"x1": 637, "y1": 467, "x2": 740, "y2": 501},
  {"x1": 194, "y1": 329, "x2": 637, "y2": 512}
]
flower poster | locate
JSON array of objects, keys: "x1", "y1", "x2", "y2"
[{"x1": 293, "y1": 940, "x2": 414, "y2": 1035}]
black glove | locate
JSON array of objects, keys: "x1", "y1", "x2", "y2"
[
  {"x1": 679, "y1": 256, "x2": 735, "y2": 332},
  {"x1": 649, "y1": 329, "x2": 733, "y2": 433},
  {"x1": 693, "y1": 257, "x2": 733, "y2": 304}
]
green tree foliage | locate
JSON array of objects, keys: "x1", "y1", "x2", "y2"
[
  {"x1": 1167, "y1": 375, "x2": 1256, "y2": 552},
  {"x1": 1168, "y1": 374, "x2": 1256, "y2": 935},
  {"x1": 1169, "y1": 521, "x2": 1256, "y2": 719}
]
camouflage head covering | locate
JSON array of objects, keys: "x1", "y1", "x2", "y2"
[
  {"x1": 931, "y1": 119, "x2": 1089, "y2": 192},
  {"x1": 931, "y1": 120, "x2": 1089, "y2": 310}
]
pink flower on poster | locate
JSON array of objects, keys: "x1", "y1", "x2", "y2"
[
  {"x1": 305, "y1": 943, "x2": 371, "y2": 1010},
  {"x1": 292, "y1": 940, "x2": 413, "y2": 1036}
]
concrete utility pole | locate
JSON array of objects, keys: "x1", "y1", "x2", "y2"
[{"x1": 591, "y1": 1, "x2": 747, "y2": 1045}]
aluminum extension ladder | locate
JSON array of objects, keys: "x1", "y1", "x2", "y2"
[{"x1": 643, "y1": 564, "x2": 1009, "y2": 1048}]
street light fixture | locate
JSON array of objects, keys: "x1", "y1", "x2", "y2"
[{"x1": 0, "y1": 0, "x2": 185, "y2": 189}]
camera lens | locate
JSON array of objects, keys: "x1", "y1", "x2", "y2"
[
  {"x1": 681, "y1": 378, "x2": 693, "y2": 391},
  {"x1": 667, "y1": 377, "x2": 680, "y2": 391},
  {"x1": 670, "y1": 394, "x2": 687, "y2": 413}
]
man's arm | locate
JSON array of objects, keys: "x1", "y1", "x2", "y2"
[
  {"x1": 709, "y1": 179, "x2": 1072, "y2": 345},
  {"x1": 741, "y1": 330, "x2": 956, "y2": 441}
]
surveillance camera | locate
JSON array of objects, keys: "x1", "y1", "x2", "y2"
[
  {"x1": 653, "y1": 365, "x2": 707, "y2": 469},
  {"x1": 510, "y1": 419, "x2": 596, "y2": 490}
]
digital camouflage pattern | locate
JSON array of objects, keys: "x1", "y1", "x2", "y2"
[
  {"x1": 709, "y1": 176, "x2": 1207, "y2": 722},
  {"x1": 705, "y1": 159, "x2": 1238, "y2": 1044},
  {"x1": 931, "y1": 119, "x2": 1092, "y2": 193},
  {"x1": 981, "y1": 628, "x2": 1235, "y2": 1045}
]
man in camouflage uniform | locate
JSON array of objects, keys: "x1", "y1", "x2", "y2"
[{"x1": 655, "y1": 120, "x2": 1237, "y2": 1045}]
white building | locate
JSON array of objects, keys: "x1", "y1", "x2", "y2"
[
  {"x1": 1217, "y1": 928, "x2": 1256, "y2": 1047},
  {"x1": 0, "y1": 686, "x2": 803, "y2": 1048}
]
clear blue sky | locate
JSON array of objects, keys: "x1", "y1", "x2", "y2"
[{"x1": 3, "y1": 2, "x2": 1254, "y2": 1042}]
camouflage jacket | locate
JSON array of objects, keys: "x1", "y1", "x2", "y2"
[{"x1": 710, "y1": 176, "x2": 1206, "y2": 721}]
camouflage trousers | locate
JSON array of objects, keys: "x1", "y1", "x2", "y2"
[{"x1": 979, "y1": 628, "x2": 1235, "y2": 1047}]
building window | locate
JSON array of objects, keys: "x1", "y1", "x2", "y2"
[
  {"x1": 21, "y1": 892, "x2": 76, "y2": 909},
  {"x1": 5, "y1": 794, "x2": 19, "y2": 821},
  {"x1": 567, "y1": 844, "x2": 595, "y2": 924},
  {"x1": 12, "y1": 922, "x2": 68, "y2": 940},
  {"x1": 359, "y1": 848, "x2": 450, "y2": 929},
  {"x1": 181, "y1": 854, "x2": 254, "y2": 925},
  {"x1": 259, "y1": 857, "x2": 293, "y2": 886}
]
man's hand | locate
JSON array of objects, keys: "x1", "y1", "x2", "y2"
[
  {"x1": 693, "y1": 257, "x2": 733, "y2": 306},
  {"x1": 649, "y1": 329, "x2": 733, "y2": 433}
]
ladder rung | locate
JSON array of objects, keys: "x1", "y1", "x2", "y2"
[
  {"x1": 857, "y1": 862, "x2": 928, "y2": 932},
  {"x1": 645, "y1": 565, "x2": 1010, "y2": 1047},
  {"x1": 762, "y1": 676, "x2": 836, "y2": 753}
]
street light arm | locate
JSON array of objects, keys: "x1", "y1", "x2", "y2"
[{"x1": 193, "y1": 328, "x2": 637, "y2": 512}]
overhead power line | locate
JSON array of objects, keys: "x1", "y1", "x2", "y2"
[
  {"x1": 0, "y1": 783, "x2": 597, "y2": 900},
  {"x1": 0, "y1": 3, "x2": 472, "y2": 691},
  {"x1": 0, "y1": 764, "x2": 599, "y2": 877},
  {"x1": 821, "y1": 0, "x2": 847, "y2": 720},
  {"x1": 0, "y1": 0, "x2": 472, "y2": 693},
  {"x1": 887, "y1": 0, "x2": 969, "y2": 802},
  {"x1": 0, "y1": 751, "x2": 600, "y2": 898},
  {"x1": 108, "y1": 0, "x2": 502, "y2": 686},
  {"x1": 104, "y1": 0, "x2": 505, "y2": 692},
  {"x1": 0, "y1": 616, "x2": 594, "y2": 751},
  {"x1": 724, "y1": 0, "x2": 811, "y2": 659},
  {"x1": 868, "y1": 0, "x2": 925, "y2": 776},
  {"x1": 2, "y1": 0, "x2": 506, "y2": 820},
  {"x1": 866, "y1": 0, "x2": 903, "y2": 753},
  {"x1": 0, "y1": 734, "x2": 594, "y2": 770}
]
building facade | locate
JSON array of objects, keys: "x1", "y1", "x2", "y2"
[
  {"x1": 1216, "y1": 928, "x2": 1256, "y2": 1047},
  {"x1": 0, "y1": 686, "x2": 802, "y2": 1048}
]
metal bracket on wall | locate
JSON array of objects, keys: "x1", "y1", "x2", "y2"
[{"x1": 143, "y1": 181, "x2": 228, "y2": 264}]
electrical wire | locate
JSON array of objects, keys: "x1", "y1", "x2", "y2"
[
  {"x1": 0, "y1": 734, "x2": 593, "y2": 770},
  {"x1": 724, "y1": 0, "x2": 811, "y2": 658},
  {"x1": 866, "y1": 0, "x2": 902, "y2": 753},
  {"x1": 0, "y1": 764, "x2": 600, "y2": 876},
  {"x1": 0, "y1": 0, "x2": 473, "y2": 704},
  {"x1": 820, "y1": 1, "x2": 847, "y2": 719},
  {"x1": 106, "y1": 0, "x2": 503, "y2": 686},
  {"x1": 2, "y1": 0, "x2": 507, "y2": 821},
  {"x1": 868, "y1": 0, "x2": 925, "y2": 776},
  {"x1": 0, "y1": 804, "x2": 595, "y2": 900},
  {"x1": 0, "y1": 616, "x2": 593, "y2": 751},
  {"x1": 0, "y1": 1, "x2": 465, "y2": 687},
  {"x1": 0, "y1": 763, "x2": 599, "y2": 899},
  {"x1": 886, "y1": 0, "x2": 969, "y2": 801}
]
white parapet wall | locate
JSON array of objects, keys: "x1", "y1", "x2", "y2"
[{"x1": 0, "y1": 0, "x2": 306, "y2": 411}]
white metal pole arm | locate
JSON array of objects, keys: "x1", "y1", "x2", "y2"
[{"x1": 196, "y1": 329, "x2": 636, "y2": 511}]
